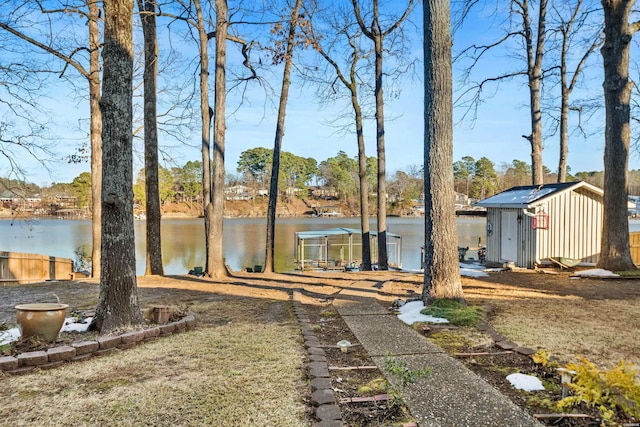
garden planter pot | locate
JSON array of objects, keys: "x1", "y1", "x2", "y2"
[{"x1": 15, "y1": 303, "x2": 69, "y2": 342}]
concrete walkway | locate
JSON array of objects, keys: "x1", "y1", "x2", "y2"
[{"x1": 333, "y1": 280, "x2": 542, "y2": 427}]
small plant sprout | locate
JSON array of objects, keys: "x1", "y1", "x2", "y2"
[
  {"x1": 532, "y1": 350, "x2": 550, "y2": 367},
  {"x1": 383, "y1": 352, "x2": 430, "y2": 406}
]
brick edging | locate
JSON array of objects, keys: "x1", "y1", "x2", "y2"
[
  {"x1": 0, "y1": 313, "x2": 197, "y2": 375},
  {"x1": 291, "y1": 293, "x2": 342, "y2": 427}
]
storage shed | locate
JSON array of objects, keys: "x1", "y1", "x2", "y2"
[{"x1": 474, "y1": 181, "x2": 603, "y2": 268}]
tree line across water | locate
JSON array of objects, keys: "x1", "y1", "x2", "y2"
[{"x1": 5, "y1": 149, "x2": 640, "y2": 216}]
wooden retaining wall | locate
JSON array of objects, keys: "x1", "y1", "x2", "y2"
[{"x1": 0, "y1": 251, "x2": 74, "y2": 284}]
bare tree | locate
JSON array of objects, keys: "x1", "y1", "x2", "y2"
[
  {"x1": 0, "y1": 38, "x2": 54, "y2": 178},
  {"x1": 550, "y1": 0, "x2": 602, "y2": 182},
  {"x1": 92, "y1": 0, "x2": 143, "y2": 333},
  {"x1": 264, "y1": 0, "x2": 303, "y2": 273},
  {"x1": 302, "y1": 2, "x2": 374, "y2": 270},
  {"x1": 136, "y1": 0, "x2": 164, "y2": 275},
  {"x1": 597, "y1": 0, "x2": 639, "y2": 271},
  {"x1": 88, "y1": 0, "x2": 102, "y2": 279},
  {"x1": 524, "y1": 0, "x2": 548, "y2": 185},
  {"x1": 190, "y1": 0, "x2": 215, "y2": 276},
  {"x1": 209, "y1": 0, "x2": 228, "y2": 278},
  {"x1": 163, "y1": 0, "x2": 261, "y2": 277},
  {"x1": 351, "y1": 0, "x2": 416, "y2": 269},
  {"x1": 422, "y1": 0, "x2": 464, "y2": 302},
  {"x1": 0, "y1": 0, "x2": 103, "y2": 277},
  {"x1": 455, "y1": 0, "x2": 548, "y2": 185}
]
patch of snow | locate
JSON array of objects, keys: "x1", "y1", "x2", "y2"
[
  {"x1": 0, "y1": 317, "x2": 93, "y2": 346},
  {"x1": 397, "y1": 300, "x2": 449, "y2": 325},
  {"x1": 459, "y1": 262, "x2": 485, "y2": 270},
  {"x1": 573, "y1": 268, "x2": 619, "y2": 278},
  {"x1": 506, "y1": 373, "x2": 545, "y2": 391},
  {"x1": 62, "y1": 317, "x2": 93, "y2": 333},
  {"x1": 460, "y1": 267, "x2": 489, "y2": 278},
  {"x1": 0, "y1": 327, "x2": 21, "y2": 346},
  {"x1": 404, "y1": 264, "x2": 489, "y2": 278}
]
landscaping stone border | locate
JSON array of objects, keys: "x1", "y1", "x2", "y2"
[
  {"x1": 0, "y1": 313, "x2": 196, "y2": 375},
  {"x1": 292, "y1": 292, "x2": 342, "y2": 427}
]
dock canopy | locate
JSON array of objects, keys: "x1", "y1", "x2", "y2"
[{"x1": 294, "y1": 227, "x2": 402, "y2": 271}]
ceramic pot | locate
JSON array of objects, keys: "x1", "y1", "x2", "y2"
[{"x1": 15, "y1": 303, "x2": 69, "y2": 342}]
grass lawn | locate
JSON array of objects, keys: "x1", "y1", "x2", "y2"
[{"x1": 0, "y1": 298, "x2": 309, "y2": 426}]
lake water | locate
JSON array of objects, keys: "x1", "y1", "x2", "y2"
[{"x1": 3, "y1": 216, "x2": 640, "y2": 274}]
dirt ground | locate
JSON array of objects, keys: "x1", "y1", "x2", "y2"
[{"x1": 1, "y1": 268, "x2": 639, "y2": 426}]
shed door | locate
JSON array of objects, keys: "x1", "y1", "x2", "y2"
[{"x1": 501, "y1": 211, "x2": 518, "y2": 261}]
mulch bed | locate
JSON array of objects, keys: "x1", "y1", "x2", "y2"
[{"x1": 303, "y1": 301, "x2": 414, "y2": 427}]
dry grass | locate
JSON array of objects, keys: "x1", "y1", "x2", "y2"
[
  {"x1": 2, "y1": 269, "x2": 638, "y2": 424},
  {"x1": 379, "y1": 272, "x2": 640, "y2": 375},
  {"x1": 487, "y1": 297, "x2": 640, "y2": 370},
  {"x1": 0, "y1": 299, "x2": 309, "y2": 427}
]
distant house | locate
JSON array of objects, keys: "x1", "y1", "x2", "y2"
[
  {"x1": 0, "y1": 190, "x2": 42, "y2": 210},
  {"x1": 474, "y1": 181, "x2": 604, "y2": 269},
  {"x1": 54, "y1": 194, "x2": 78, "y2": 208},
  {"x1": 454, "y1": 192, "x2": 470, "y2": 206},
  {"x1": 225, "y1": 185, "x2": 253, "y2": 201}
]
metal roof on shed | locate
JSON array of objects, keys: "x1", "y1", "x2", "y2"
[{"x1": 474, "y1": 181, "x2": 603, "y2": 208}]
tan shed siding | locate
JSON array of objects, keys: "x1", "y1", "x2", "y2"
[
  {"x1": 533, "y1": 204, "x2": 549, "y2": 265},
  {"x1": 569, "y1": 192, "x2": 577, "y2": 258},
  {"x1": 586, "y1": 189, "x2": 603, "y2": 262},
  {"x1": 537, "y1": 188, "x2": 603, "y2": 264},
  {"x1": 532, "y1": 188, "x2": 603, "y2": 266}
]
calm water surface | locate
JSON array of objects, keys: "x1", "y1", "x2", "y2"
[{"x1": 3, "y1": 216, "x2": 638, "y2": 274}]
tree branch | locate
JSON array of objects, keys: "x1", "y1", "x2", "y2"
[{"x1": 0, "y1": 22, "x2": 89, "y2": 79}]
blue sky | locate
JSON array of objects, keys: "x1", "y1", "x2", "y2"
[{"x1": 2, "y1": 0, "x2": 638, "y2": 187}]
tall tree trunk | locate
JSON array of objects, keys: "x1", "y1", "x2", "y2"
[
  {"x1": 597, "y1": 0, "x2": 637, "y2": 271},
  {"x1": 558, "y1": 8, "x2": 571, "y2": 183},
  {"x1": 137, "y1": 0, "x2": 164, "y2": 275},
  {"x1": 351, "y1": 0, "x2": 415, "y2": 269},
  {"x1": 193, "y1": 0, "x2": 213, "y2": 275},
  {"x1": 422, "y1": 0, "x2": 464, "y2": 302},
  {"x1": 353, "y1": 93, "x2": 372, "y2": 271},
  {"x1": 88, "y1": 0, "x2": 102, "y2": 279},
  {"x1": 209, "y1": 0, "x2": 227, "y2": 278},
  {"x1": 558, "y1": 77, "x2": 569, "y2": 182},
  {"x1": 372, "y1": 29, "x2": 389, "y2": 270},
  {"x1": 92, "y1": 0, "x2": 143, "y2": 333},
  {"x1": 556, "y1": 0, "x2": 601, "y2": 183},
  {"x1": 523, "y1": 0, "x2": 547, "y2": 185},
  {"x1": 264, "y1": 0, "x2": 303, "y2": 273},
  {"x1": 310, "y1": 23, "x2": 373, "y2": 270}
]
